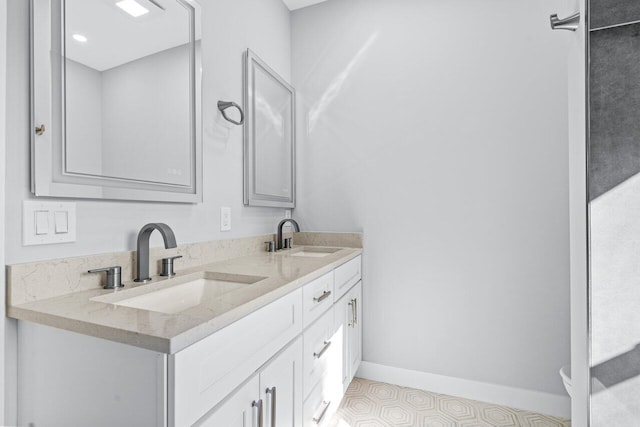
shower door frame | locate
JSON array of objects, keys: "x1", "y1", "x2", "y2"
[{"x1": 567, "y1": 0, "x2": 590, "y2": 425}]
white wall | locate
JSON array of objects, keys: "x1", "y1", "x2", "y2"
[
  {"x1": 292, "y1": 0, "x2": 570, "y2": 397},
  {"x1": 5, "y1": 0, "x2": 291, "y2": 423}
]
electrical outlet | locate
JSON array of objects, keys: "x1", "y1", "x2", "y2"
[
  {"x1": 220, "y1": 207, "x2": 231, "y2": 231},
  {"x1": 283, "y1": 210, "x2": 292, "y2": 231}
]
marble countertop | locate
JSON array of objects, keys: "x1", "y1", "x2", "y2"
[{"x1": 7, "y1": 246, "x2": 362, "y2": 354}]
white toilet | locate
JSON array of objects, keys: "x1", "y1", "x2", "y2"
[{"x1": 559, "y1": 365, "x2": 572, "y2": 397}]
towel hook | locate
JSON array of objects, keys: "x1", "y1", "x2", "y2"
[
  {"x1": 550, "y1": 12, "x2": 580, "y2": 31},
  {"x1": 218, "y1": 101, "x2": 245, "y2": 126}
]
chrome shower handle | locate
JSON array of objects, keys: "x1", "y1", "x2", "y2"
[{"x1": 550, "y1": 12, "x2": 580, "y2": 31}]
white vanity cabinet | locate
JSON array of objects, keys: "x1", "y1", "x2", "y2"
[
  {"x1": 332, "y1": 255, "x2": 363, "y2": 393},
  {"x1": 346, "y1": 281, "x2": 363, "y2": 382},
  {"x1": 196, "y1": 337, "x2": 303, "y2": 427},
  {"x1": 171, "y1": 288, "x2": 304, "y2": 426},
  {"x1": 195, "y1": 375, "x2": 259, "y2": 427},
  {"x1": 16, "y1": 254, "x2": 362, "y2": 427},
  {"x1": 334, "y1": 280, "x2": 363, "y2": 392}
]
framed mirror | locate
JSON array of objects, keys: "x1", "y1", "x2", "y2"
[
  {"x1": 31, "y1": 0, "x2": 202, "y2": 203},
  {"x1": 244, "y1": 49, "x2": 295, "y2": 208}
]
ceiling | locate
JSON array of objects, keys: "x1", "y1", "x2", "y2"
[
  {"x1": 282, "y1": 0, "x2": 329, "y2": 11},
  {"x1": 65, "y1": 0, "x2": 199, "y2": 71},
  {"x1": 64, "y1": 0, "x2": 326, "y2": 71}
]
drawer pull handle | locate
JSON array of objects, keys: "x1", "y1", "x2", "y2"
[
  {"x1": 266, "y1": 387, "x2": 276, "y2": 427},
  {"x1": 313, "y1": 340, "x2": 332, "y2": 359},
  {"x1": 313, "y1": 290, "x2": 331, "y2": 303},
  {"x1": 252, "y1": 399, "x2": 263, "y2": 427},
  {"x1": 313, "y1": 400, "x2": 331, "y2": 424}
]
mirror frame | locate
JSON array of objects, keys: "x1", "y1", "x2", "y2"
[
  {"x1": 30, "y1": 0, "x2": 202, "y2": 203},
  {"x1": 243, "y1": 49, "x2": 296, "y2": 208}
]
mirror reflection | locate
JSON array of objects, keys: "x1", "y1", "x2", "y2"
[
  {"x1": 253, "y1": 66, "x2": 293, "y2": 198},
  {"x1": 63, "y1": 0, "x2": 195, "y2": 186}
]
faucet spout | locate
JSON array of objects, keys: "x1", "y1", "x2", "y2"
[
  {"x1": 134, "y1": 223, "x2": 177, "y2": 282},
  {"x1": 276, "y1": 219, "x2": 300, "y2": 251}
]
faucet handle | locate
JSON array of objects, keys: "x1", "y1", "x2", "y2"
[
  {"x1": 265, "y1": 241, "x2": 275, "y2": 253},
  {"x1": 88, "y1": 266, "x2": 124, "y2": 289},
  {"x1": 160, "y1": 255, "x2": 183, "y2": 277}
]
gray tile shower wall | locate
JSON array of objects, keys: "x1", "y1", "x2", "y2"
[
  {"x1": 589, "y1": 23, "x2": 640, "y2": 200},
  {"x1": 591, "y1": 0, "x2": 640, "y2": 29}
]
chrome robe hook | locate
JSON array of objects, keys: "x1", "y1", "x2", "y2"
[{"x1": 550, "y1": 12, "x2": 580, "y2": 31}]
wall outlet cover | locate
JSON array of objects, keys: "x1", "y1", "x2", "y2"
[{"x1": 220, "y1": 207, "x2": 231, "y2": 231}]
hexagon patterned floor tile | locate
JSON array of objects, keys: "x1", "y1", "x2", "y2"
[{"x1": 328, "y1": 378, "x2": 571, "y2": 427}]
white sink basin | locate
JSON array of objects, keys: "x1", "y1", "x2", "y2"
[
  {"x1": 289, "y1": 247, "x2": 341, "y2": 258},
  {"x1": 92, "y1": 271, "x2": 266, "y2": 314}
]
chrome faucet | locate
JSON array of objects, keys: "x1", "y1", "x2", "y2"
[
  {"x1": 276, "y1": 219, "x2": 300, "y2": 251},
  {"x1": 134, "y1": 223, "x2": 177, "y2": 282}
]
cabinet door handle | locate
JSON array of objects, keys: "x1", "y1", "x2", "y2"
[
  {"x1": 349, "y1": 298, "x2": 357, "y2": 327},
  {"x1": 313, "y1": 340, "x2": 332, "y2": 359},
  {"x1": 266, "y1": 387, "x2": 276, "y2": 427},
  {"x1": 252, "y1": 399, "x2": 263, "y2": 427},
  {"x1": 312, "y1": 400, "x2": 331, "y2": 424},
  {"x1": 353, "y1": 298, "x2": 358, "y2": 325},
  {"x1": 313, "y1": 290, "x2": 331, "y2": 303}
]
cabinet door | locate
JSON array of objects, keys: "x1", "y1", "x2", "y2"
[
  {"x1": 260, "y1": 337, "x2": 303, "y2": 427},
  {"x1": 348, "y1": 281, "x2": 363, "y2": 381},
  {"x1": 195, "y1": 376, "x2": 260, "y2": 427},
  {"x1": 333, "y1": 293, "x2": 350, "y2": 392}
]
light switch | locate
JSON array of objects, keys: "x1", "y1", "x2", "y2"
[
  {"x1": 54, "y1": 211, "x2": 69, "y2": 234},
  {"x1": 23, "y1": 201, "x2": 77, "y2": 246},
  {"x1": 35, "y1": 211, "x2": 49, "y2": 235}
]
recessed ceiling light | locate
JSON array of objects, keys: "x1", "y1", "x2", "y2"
[
  {"x1": 116, "y1": 0, "x2": 149, "y2": 17},
  {"x1": 72, "y1": 33, "x2": 88, "y2": 43}
]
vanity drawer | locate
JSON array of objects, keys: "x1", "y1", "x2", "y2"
[
  {"x1": 303, "y1": 379, "x2": 337, "y2": 427},
  {"x1": 303, "y1": 307, "x2": 336, "y2": 399},
  {"x1": 302, "y1": 271, "x2": 334, "y2": 328},
  {"x1": 334, "y1": 255, "x2": 361, "y2": 300},
  {"x1": 170, "y1": 288, "x2": 303, "y2": 427}
]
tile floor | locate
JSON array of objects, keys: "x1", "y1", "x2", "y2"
[{"x1": 328, "y1": 378, "x2": 571, "y2": 427}]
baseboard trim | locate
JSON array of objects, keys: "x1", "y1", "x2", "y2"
[{"x1": 356, "y1": 361, "x2": 570, "y2": 419}]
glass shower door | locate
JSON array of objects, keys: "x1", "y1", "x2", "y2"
[{"x1": 589, "y1": 1, "x2": 640, "y2": 425}]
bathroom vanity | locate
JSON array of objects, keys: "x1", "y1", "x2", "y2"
[{"x1": 7, "y1": 236, "x2": 362, "y2": 427}]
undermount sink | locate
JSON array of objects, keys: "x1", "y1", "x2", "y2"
[
  {"x1": 91, "y1": 271, "x2": 266, "y2": 314},
  {"x1": 289, "y1": 247, "x2": 342, "y2": 258}
]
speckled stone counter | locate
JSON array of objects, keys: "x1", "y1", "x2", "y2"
[{"x1": 6, "y1": 232, "x2": 362, "y2": 354}]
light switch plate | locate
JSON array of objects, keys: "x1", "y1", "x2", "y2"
[
  {"x1": 220, "y1": 207, "x2": 231, "y2": 231},
  {"x1": 23, "y1": 201, "x2": 77, "y2": 245},
  {"x1": 283, "y1": 209, "x2": 292, "y2": 231}
]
